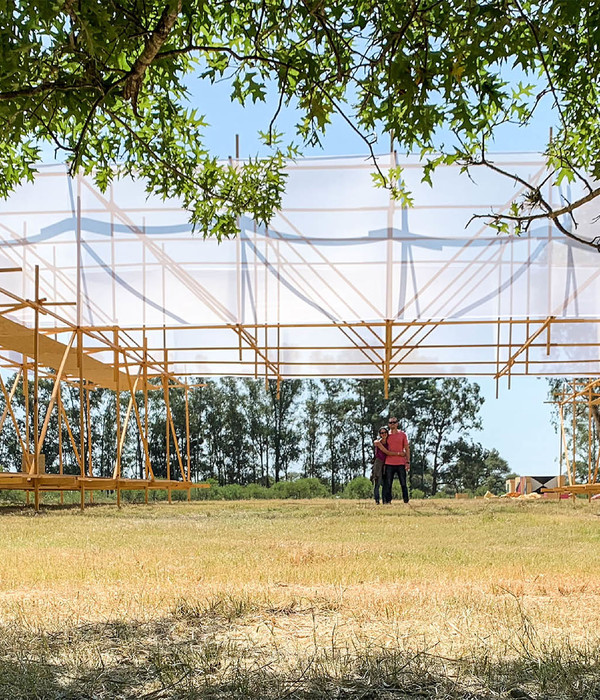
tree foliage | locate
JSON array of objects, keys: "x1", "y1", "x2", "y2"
[{"x1": 2, "y1": 1, "x2": 600, "y2": 246}]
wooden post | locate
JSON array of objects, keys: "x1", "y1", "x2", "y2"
[
  {"x1": 185, "y1": 384, "x2": 191, "y2": 502},
  {"x1": 572, "y1": 378, "x2": 577, "y2": 486},
  {"x1": 78, "y1": 329, "x2": 85, "y2": 510},
  {"x1": 164, "y1": 338, "x2": 171, "y2": 504},
  {"x1": 559, "y1": 401, "x2": 572, "y2": 486},
  {"x1": 23, "y1": 359, "x2": 29, "y2": 469},
  {"x1": 558, "y1": 386, "x2": 564, "y2": 496},
  {"x1": 77, "y1": 189, "x2": 84, "y2": 511},
  {"x1": 86, "y1": 385, "x2": 94, "y2": 504},
  {"x1": 589, "y1": 385, "x2": 593, "y2": 501},
  {"x1": 114, "y1": 329, "x2": 121, "y2": 509},
  {"x1": 58, "y1": 383, "x2": 64, "y2": 505},
  {"x1": 33, "y1": 265, "x2": 40, "y2": 512},
  {"x1": 143, "y1": 333, "x2": 149, "y2": 505},
  {"x1": 384, "y1": 319, "x2": 392, "y2": 400}
]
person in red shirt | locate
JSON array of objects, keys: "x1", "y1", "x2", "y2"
[{"x1": 375, "y1": 416, "x2": 410, "y2": 504}]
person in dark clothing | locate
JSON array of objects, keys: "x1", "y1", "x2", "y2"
[{"x1": 370, "y1": 426, "x2": 388, "y2": 504}]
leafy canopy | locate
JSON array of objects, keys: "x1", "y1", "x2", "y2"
[{"x1": 2, "y1": 1, "x2": 600, "y2": 246}]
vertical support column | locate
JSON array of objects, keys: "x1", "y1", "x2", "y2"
[
  {"x1": 572, "y1": 378, "x2": 577, "y2": 487},
  {"x1": 185, "y1": 384, "x2": 191, "y2": 502},
  {"x1": 114, "y1": 329, "x2": 121, "y2": 509},
  {"x1": 76, "y1": 187, "x2": 85, "y2": 511},
  {"x1": 77, "y1": 329, "x2": 86, "y2": 511},
  {"x1": 588, "y1": 385, "x2": 593, "y2": 501},
  {"x1": 86, "y1": 385, "x2": 94, "y2": 504},
  {"x1": 495, "y1": 318, "x2": 501, "y2": 400},
  {"x1": 559, "y1": 398, "x2": 572, "y2": 486},
  {"x1": 23, "y1": 362, "x2": 30, "y2": 505},
  {"x1": 143, "y1": 332, "x2": 149, "y2": 504},
  {"x1": 58, "y1": 383, "x2": 64, "y2": 505},
  {"x1": 33, "y1": 265, "x2": 40, "y2": 511},
  {"x1": 384, "y1": 320, "x2": 392, "y2": 400},
  {"x1": 507, "y1": 318, "x2": 513, "y2": 391},
  {"x1": 235, "y1": 135, "x2": 242, "y2": 338},
  {"x1": 22, "y1": 224, "x2": 30, "y2": 504},
  {"x1": 276, "y1": 327, "x2": 281, "y2": 400},
  {"x1": 163, "y1": 347, "x2": 172, "y2": 504},
  {"x1": 558, "y1": 401, "x2": 563, "y2": 493},
  {"x1": 23, "y1": 360, "x2": 29, "y2": 466},
  {"x1": 254, "y1": 220, "x2": 258, "y2": 379}
]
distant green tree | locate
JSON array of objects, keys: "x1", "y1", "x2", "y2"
[
  {"x1": 387, "y1": 377, "x2": 433, "y2": 492},
  {"x1": 243, "y1": 379, "x2": 272, "y2": 486},
  {"x1": 353, "y1": 378, "x2": 388, "y2": 476},
  {"x1": 267, "y1": 379, "x2": 302, "y2": 483},
  {"x1": 441, "y1": 440, "x2": 510, "y2": 495},
  {"x1": 412, "y1": 379, "x2": 484, "y2": 496},
  {"x1": 197, "y1": 380, "x2": 227, "y2": 483},
  {"x1": 320, "y1": 379, "x2": 359, "y2": 494},
  {"x1": 219, "y1": 377, "x2": 253, "y2": 484},
  {"x1": 301, "y1": 380, "x2": 323, "y2": 480}
]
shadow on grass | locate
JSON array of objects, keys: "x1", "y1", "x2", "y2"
[{"x1": 1, "y1": 605, "x2": 599, "y2": 700}]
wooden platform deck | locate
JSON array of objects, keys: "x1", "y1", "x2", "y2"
[{"x1": 0, "y1": 472, "x2": 209, "y2": 493}]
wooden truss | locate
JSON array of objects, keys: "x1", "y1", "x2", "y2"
[
  {"x1": 541, "y1": 378, "x2": 600, "y2": 498},
  {"x1": 0, "y1": 266, "x2": 208, "y2": 510}
]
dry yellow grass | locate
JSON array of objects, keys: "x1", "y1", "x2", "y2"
[{"x1": 0, "y1": 498, "x2": 599, "y2": 698}]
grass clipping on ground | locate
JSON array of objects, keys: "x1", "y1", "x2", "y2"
[{"x1": 0, "y1": 498, "x2": 599, "y2": 698}]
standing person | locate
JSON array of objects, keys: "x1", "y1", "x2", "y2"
[
  {"x1": 370, "y1": 427, "x2": 388, "y2": 505},
  {"x1": 378, "y1": 416, "x2": 410, "y2": 504}
]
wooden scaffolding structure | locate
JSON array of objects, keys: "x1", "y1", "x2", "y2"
[
  {"x1": 1, "y1": 156, "x2": 599, "y2": 505},
  {"x1": 541, "y1": 378, "x2": 600, "y2": 498},
  {"x1": 0, "y1": 265, "x2": 207, "y2": 510}
]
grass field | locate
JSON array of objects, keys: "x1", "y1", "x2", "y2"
[{"x1": 0, "y1": 498, "x2": 599, "y2": 699}]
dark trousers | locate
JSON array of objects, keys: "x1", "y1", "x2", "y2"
[
  {"x1": 373, "y1": 477, "x2": 383, "y2": 504},
  {"x1": 383, "y1": 465, "x2": 409, "y2": 503}
]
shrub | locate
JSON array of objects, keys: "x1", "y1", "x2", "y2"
[
  {"x1": 122, "y1": 490, "x2": 146, "y2": 503},
  {"x1": 410, "y1": 488, "x2": 425, "y2": 499},
  {"x1": 285, "y1": 477, "x2": 329, "y2": 499},
  {"x1": 244, "y1": 483, "x2": 270, "y2": 499},
  {"x1": 0, "y1": 489, "x2": 26, "y2": 504},
  {"x1": 341, "y1": 476, "x2": 373, "y2": 499},
  {"x1": 219, "y1": 484, "x2": 246, "y2": 500},
  {"x1": 193, "y1": 478, "x2": 222, "y2": 500},
  {"x1": 270, "y1": 481, "x2": 290, "y2": 498}
]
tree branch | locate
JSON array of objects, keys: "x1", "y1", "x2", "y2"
[
  {"x1": 123, "y1": 0, "x2": 182, "y2": 114},
  {"x1": 104, "y1": 105, "x2": 251, "y2": 212},
  {"x1": 156, "y1": 44, "x2": 291, "y2": 70},
  {"x1": 71, "y1": 85, "x2": 119, "y2": 172},
  {"x1": 0, "y1": 81, "x2": 101, "y2": 101},
  {"x1": 513, "y1": 0, "x2": 593, "y2": 193}
]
